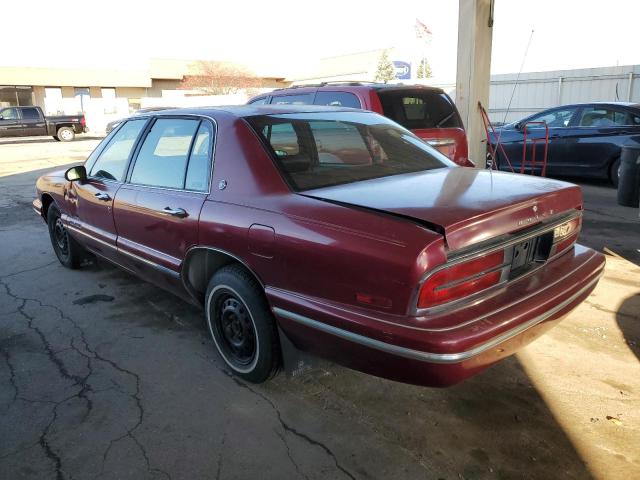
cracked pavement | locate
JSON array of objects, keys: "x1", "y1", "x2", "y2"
[{"x1": 1, "y1": 138, "x2": 639, "y2": 479}]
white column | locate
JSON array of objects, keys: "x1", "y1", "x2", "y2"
[{"x1": 455, "y1": 0, "x2": 494, "y2": 166}]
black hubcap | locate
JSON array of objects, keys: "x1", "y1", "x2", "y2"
[
  {"x1": 213, "y1": 292, "x2": 256, "y2": 366},
  {"x1": 53, "y1": 218, "x2": 69, "y2": 256}
]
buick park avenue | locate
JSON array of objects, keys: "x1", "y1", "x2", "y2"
[{"x1": 33, "y1": 106, "x2": 605, "y2": 386}]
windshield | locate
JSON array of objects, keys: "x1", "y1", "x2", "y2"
[{"x1": 247, "y1": 111, "x2": 454, "y2": 191}]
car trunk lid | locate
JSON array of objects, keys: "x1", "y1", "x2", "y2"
[{"x1": 302, "y1": 168, "x2": 583, "y2": 252}]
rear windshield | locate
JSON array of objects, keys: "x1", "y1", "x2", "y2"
[
  {"x1": 247, "y1": 111, "x2": 453, "y2": 191},
  {"x1": 378, "y1": 90, "x2": 462, "y2": 130}
]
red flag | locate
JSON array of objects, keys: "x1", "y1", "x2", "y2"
[{"x1": 415, "y1": 18, "x2": 432, "y2": 38}]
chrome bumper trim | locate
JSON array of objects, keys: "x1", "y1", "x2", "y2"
[{"x1": 273, "y1": 271, "x2": 603, "y2": 364}]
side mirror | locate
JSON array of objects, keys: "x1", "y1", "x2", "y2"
[{"x1": 65, "y1": 165, "x2": 87, "y2": 182}]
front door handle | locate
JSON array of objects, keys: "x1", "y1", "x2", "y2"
[
  {"x1": 94, "y1": 192, "x2": 111, "y2": 201},
  {"x1": 162, "y1": 207, "x2": 188, "y2": 218}
]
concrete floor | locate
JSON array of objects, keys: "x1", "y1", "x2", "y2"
[{"x1": 1, "y1": 136, "x2": 639, "y2": 480}]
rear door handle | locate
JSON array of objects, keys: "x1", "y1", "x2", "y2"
[
  {"x1": 94, "y1": 192, "x2": 111, "y2": 201},
  {"x1": 162, "y1": 207, "x2": 188, "y2": 218}
]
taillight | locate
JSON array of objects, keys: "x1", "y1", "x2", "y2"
[
  {"x1": 417, "y1": 250, "x2": 505, "y2": 309},
  {"x1": 425, "y1": 138, "x2": 456, "y2": 159},
  {"x1": 80, "y1": 117, "x2": 86, "y2": 126},
  {"x1": 550, "y1": 217, "x2": 581, "y2": 256}
]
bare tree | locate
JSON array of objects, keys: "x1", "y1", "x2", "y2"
[{"x1": 180, "y1": 61, "x2": 262, "y2": 95}]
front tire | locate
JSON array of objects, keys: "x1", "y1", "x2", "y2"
[
  {"x1": 205, "y1": 265, "x2": 280, "y2": 383},
  {"x1": 57, "y1": 126, "x2": 75, "y2": 142},
  {"x1": 47, "y1": 204, "x2": 83, "y2": 269},
  {"x1": 610, "y1": 157, "x2": 621, "y2": 188}
]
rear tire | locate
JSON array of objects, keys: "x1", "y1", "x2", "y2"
[
  {"x1": 205, "y1": 264, "x2": 280, "y2": 383},
  {"x1": 57, "y1": 126, "x2": 75, "y2": 142},
  {"x1": 610, "y1": 157, "x2": 621, "y2": 188},
  {"x1": 47, "y1": 204, "x2": 83, "y2": 269}
]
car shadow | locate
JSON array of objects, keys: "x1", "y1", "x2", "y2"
[
  {"x1": 616, "y1": 292, "x2": 640, "y2": 362},
  {"x1": 0, "y1": 135, "x2": 104, "y2": 146}
]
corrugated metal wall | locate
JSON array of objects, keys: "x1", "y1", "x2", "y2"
[{"x1": 488, "y1": 65, "x2": 640, "y2": 123}]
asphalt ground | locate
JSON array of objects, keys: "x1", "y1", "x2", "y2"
[{"x1": 1, "y1": 136, "x2": 639, "y2": 480}]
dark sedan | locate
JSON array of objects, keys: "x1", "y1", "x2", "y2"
[{"x1": 488, "y1": 102, "x2": 640, "y2": 186}]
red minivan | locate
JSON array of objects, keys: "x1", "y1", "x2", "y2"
[{"x1": 248, "y1": 82, "x2": 472, "y2": 166}]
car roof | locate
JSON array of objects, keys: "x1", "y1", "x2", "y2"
[
  {"x1": 139, "y1": 104, "x2": 364, "y2": 118},
  {"x1": 249, "y1": 82, "x2": 446, "y2": 100}
]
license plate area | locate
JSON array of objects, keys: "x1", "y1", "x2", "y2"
[{"x1": 507, "y1": 230, "x2": 554, "y2": 279}]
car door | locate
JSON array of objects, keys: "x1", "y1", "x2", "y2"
[
  {"x1": 499, "y1": 107, "x2": 579, "y2": 174},
  {"x1": 563, "y1": 105, "x2": 640, "y2": 177},
  {"x1": 20, "y1": 107, "x2": 47, "y2": 136},
  {"x1": 113, "y1": 117, "x2": 213, "y2": 283},
  {"x1": 65, "y1": 119, "x2": 148, "y2": 262},
  {"x1": 0, "y1": 107, "x2": 22, "y2": 138}
]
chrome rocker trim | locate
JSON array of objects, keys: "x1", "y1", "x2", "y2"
[{"x1": 273, "y1": 271, "x2": 602, "y2": 365}]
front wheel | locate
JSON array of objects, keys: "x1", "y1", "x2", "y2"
[
  {"x1": 56, "y1": 126, "x2": 75, "y2": 142},
  {"x1": 47, "y1": 204, "x2": 84, "y2": 269},
  {"x1": 205, "y1": 265, "x2": 280, "y2": 383},
  {"x1": 610, "y1": 157, "x2": 621, "y2": 188}
]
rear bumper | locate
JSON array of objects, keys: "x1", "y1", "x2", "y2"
[{"x1": 269, "y1": 244, "x2": 605, "y2": 386}]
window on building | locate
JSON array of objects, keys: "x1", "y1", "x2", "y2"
[
  {"x1": 130, "y1": 118, "x2": 200, "y2": 189},
  {"x1": 74, "y1": 87, "x2": 90, "y2": 113},
  {"x1": 0, "y1": 86, "x2": 34, "y2": 107},
  {"x1": 90, "y1": 119, "x2": 147, "y2": 181},
  {"x1": 102, "y1": 88, "x2": 117, "y2": 114},
  {"x1": 44, "y1": 87, "x2": 64, "y2": 115},
  {"x1": 314, "y1": 92, "x2": 361, "y2": 109}
]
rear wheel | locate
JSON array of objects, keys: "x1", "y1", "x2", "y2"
[
  {"x1": 47, "y1": 204, "x2": 83, "y2": 269},
  {"x1": 57, "y1": 126, "x2": 75, "y2": 142},
  {"x1": 205, "y1": 264, "x2": 280, "y2": 383},
  {"x1": 610, "y1": 157, "x2": 621, "y2": 188}
]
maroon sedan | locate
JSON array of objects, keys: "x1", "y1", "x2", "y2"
[{"x1": 33, "y1": 106, "x2": 605, "y2": 387}]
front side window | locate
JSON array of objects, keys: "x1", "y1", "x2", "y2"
[
  {"x1": 578, "y1": 107, "x2": 631, "y2": 127},
  {"x1": 130, "y1": 118, "x2": 200, "y2": 189},
  {"x1": 314, "y1": 92, "x2": 361, "y2": 109},
  {"x1": 90, "y1": 119, "x2": 146, "y2": 181},
  {"x1": 0, "y1": 108, "x2": 18, "y2": 120},
  {"x1": 248, "y1": 112, "x2": 452, "y2": 191},
  {"x1": 529, "y1": 108, "x2": 576, "y2": 128},
  {"x1": 21, "y1": 108, "x2": 40, "y2": 120},
  {"x1": 270, "y1": 93, "x2": 314, "y2": 105}
]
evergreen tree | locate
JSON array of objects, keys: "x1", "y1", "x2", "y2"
[
  {"x1": 374, "y1": 50, "x2": 396, "y2": 83},
  {"x1": 417, "y1": 58, "x2": 432, "y2": 79}
]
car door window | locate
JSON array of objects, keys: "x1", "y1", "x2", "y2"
[
  {"x1": 185, "y1": 121, "x2": 214, "y2": 191},
  {"x1": 314, "y1": 92, "x2": 361, "y2": 108},
  {"x1": 21, "y1": 108, "x2": 40, "y2": 120},
  {"x1": 528, "y1": 108, "x2": 576, "y2": 128},
  {"x1": 578, "y1": 107, "x2": 631, "y2": 127},
  {"x1": 130, "y1": 118, "x2": 200, "y2": 189},
  {"x1": 0, "y1": 108, "x2": 18, "y2": 120},
  {"x1": 248, "y1": 97, "x2": 268, "y2": 105},
  {"x1": 89, "y1": 119, "x2": 146, "y2": 181}
]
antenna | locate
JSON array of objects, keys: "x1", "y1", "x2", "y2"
[{"x1": 493, "y1": 29, "x2": 535, "y2": 161}]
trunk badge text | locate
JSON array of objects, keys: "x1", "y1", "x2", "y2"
[{"x1": 516, "y1": 204, "x2": 553, "y2": 227}]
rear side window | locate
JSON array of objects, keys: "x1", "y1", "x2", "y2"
[
  {"x1": 21, "y1": 108, "x2": 41, "y2": 120},
  {"x1": 130, "y1": 118, "x2": 200, "y2": 189},
  {"x1": 578, "y1": 107, "x2": 632, "y2": 127},
  {"x1": 90, "y1": 119, "x2": 147, "y2": 181},
  {"x1": 271, "y1": 93, "x2": 314, "y2": 105},
  {"x1": 248, "y1": 112, "x2": 451, "y2": 191},
  {"x1": 314, "y1": 92, "x2": 361, "y2": 109},
  {"x1": 185, "y1": 122, "x2": 214, "y2": 191},
  {"x1": 378, "y1": 90, "x2": 462, "y2": 129},
  {"x1": 249, "y1": 97, "x2": 268, "y2": 105}
]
